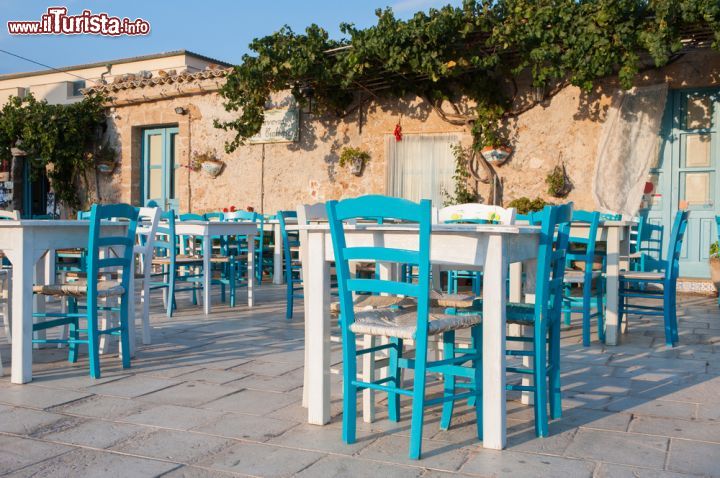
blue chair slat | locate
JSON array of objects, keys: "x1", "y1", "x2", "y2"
[
  {"x1": 329, "y1": 194, "x2": 485, "y2": 460},
  {"x1": 619, "y1": 210, "x2": 690, "y2": 347},
  {"x1": 32, "y1": 203, "x2": 139, "y2": 378},
  {"x1": 562, "y1": 210, "x2": 604, "y2": 346}
]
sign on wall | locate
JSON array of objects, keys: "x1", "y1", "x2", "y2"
[{"x1": 248, "y1": 105, "x2": 299, "y2": 144}]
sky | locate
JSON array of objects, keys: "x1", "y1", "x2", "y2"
[{"x1": 0, "y1": 0, "x2": 463, "y2": 74}]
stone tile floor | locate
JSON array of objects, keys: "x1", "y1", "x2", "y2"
[{"x1": 0, "y1": 286, "x2": 718, "y2": 477}]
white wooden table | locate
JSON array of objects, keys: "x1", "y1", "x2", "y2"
[
  {"x1": 174, "y1": 221, "x2": 258, "y2": 313},
  {"x1": 571, "y1": 220, "x2": 633, "y2": 346},
  {"x1": 0, "y1": 220, "x2": 128, "y2": 384},
  {"x1": 299, "y1": 223, "x2": 540, "y2": 450}
]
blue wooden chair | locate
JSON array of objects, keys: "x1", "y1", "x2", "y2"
[
  {"x1": 443, "y1": 203, "x2": 573, "y2": 438},
  {"x1": 226, "y1": 210, "x2": 265, "y2": 284},
  {"x1": 562, "y1": 210, "x2": 604, "y2": 346},
  {"x1": 150, "y1": 210, "x2": 204, "y2": 316},
  {"x1": 328, "y1": 195, "x2": 484, "y2": 460},
  {"x1": 619, "y1": 210, "x2": 690, "y2": 347},
  {"x1": 630, "y1": 215, "x2": 664, "y2": 273},
  {"x1": 31, "y1": 204, "x2": 138, "y2": 378},
  {"x1": 278, "y1": 210, "x2": 302, "y2": 320}
]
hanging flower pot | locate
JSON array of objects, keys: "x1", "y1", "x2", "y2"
[
  {"x1": 480, "y1": 145, "x2": 513, "y2": 165},
  {"x1": 91, "y1": 141, "x2": 119, "y2": 176},
  {"x1": 338, "y1": 146, "x2": 370, "y2": 177},
  {"x1": 201, "y1": 159, "x2": 225, "y2": 178},
  {"x1": 95, "y1": 160, "x2": 117, "y2": 175}
]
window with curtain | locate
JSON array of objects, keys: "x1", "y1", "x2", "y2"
[{"x1": 386, "y1": 133, "x2": 459, "y2": 206}]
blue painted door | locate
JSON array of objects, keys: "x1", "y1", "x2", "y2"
[
  {"x1": 142, "y1": 127, "x2": 179, "y2": 211},
  {"x1": 651, "y1": 88, "x2": 720, "y2": 278}
]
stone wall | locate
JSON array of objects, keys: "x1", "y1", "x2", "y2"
[{"x1": 97, "y1": 50, "x2": 720, "y2": 214}]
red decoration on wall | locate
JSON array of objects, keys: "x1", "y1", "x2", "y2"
[
  {"x1": 393, "y1": 123, "x2": 402, "y2": 141},
  {"x1": 643, "y1": 181, "x2": 654, "y2": 194}
]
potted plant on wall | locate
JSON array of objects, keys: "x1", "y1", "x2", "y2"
[
  {"x1": 92, "y1": 141, "x2": 119, "y2": 175},
  {"x1": 192, "y1": 151, "x2": 225, "y2": 178},
  {"x1": 338, "y1": 146, "x2": 370, "y2": 176},
  {"x1": 710, "y1": 240, "x2": 720, "y2": 297},
  {"x1": 545, "y1": 164, "x2": 572, "y2": 198}
]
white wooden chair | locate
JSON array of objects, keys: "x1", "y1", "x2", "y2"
[{"x1": 133, "y1": 207, "x2": 161, "y2": 347}]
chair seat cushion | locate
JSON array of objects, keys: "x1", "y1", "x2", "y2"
[
  {"x1": 330, "y1": 295, "x2": 415, "y2": 314},
  {"x1": 33, "y1": 280, "x2": 125, "y2": 298},
  {"x1": 628, "y1": 251, "x2": 642, "y2": 259},
  {"x1": 564, "y1": 270, "x2": 601, "y2": 283},
  {"x1": 349, "y1": 307, "x2": 481, "y2": 339},
  {"x1": 152, "y1": 255, "x2": 204, "y2": 265},
  {"x1": 429, "y1": 290, "x2": 477, "y2": 308},
  {"x1": 620, "y1": 271, "x2": 664, "y2": 281}
]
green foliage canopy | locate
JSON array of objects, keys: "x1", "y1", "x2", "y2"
[
  {"x1": 218, "y1": 0, "x2": 720, "y2": 152},
  {"x1": 0, "y1": 94, "x2": 107, "y2": 209}
]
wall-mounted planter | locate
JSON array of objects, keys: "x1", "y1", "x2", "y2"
[
  {"x1": 95, "y1": 160, "x2": 117, "y2": 175},
  {"x1": 201, "y1": 159, "x2": 225, "y2": 178},
  {"x1": 480, "y1": 145, "x2": 513, "y2": 165},
  {"x1": 710, "y1": 256, "x2": 720, "y2": 296}
]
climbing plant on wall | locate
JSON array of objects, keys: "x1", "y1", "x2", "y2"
[
  {"x1": 217, "y1": 0, "x2": 720, "y2": 200},
  {"x1": 0, "y1": 93, "x2": 108, "y2": 210}
]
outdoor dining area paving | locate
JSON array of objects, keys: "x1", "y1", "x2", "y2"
[{"x1": 0, "y1": 285, "x2": 718, "y2": 477}]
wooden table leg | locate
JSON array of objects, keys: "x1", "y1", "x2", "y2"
[
  {"x1": 604, "y1": 227, "x2": 621, "y2": 345},
  {"x1": 247, "y1": 234, "x2": 255, "y2": 307},
  {"x1": 203, "y1": 233, "x2": 212, "y2": 315},
  {"x1": 483, "y1": 234, "x2": 507, "y2": 450},
  {"x1": 273, "y1": 224, "x2": 284, "y2": 285},
  {"x1": 8, "y1": 242, "x2": 40, "y2": 384},
  {"x1": 307, "y1": 231, "x2": 331, "y2": 425}
]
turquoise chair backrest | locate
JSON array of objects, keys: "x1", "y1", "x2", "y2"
[
  {"x1": 204, "y1": 212, "x2": 225, "y2": 221},
  {"x1": 327, "y1": 195, "x2": 432, "y2": 338},
  {"x1": 567, "y1": 210, "x2": 601, "y2": 271},
  {"x1": 277, "y1": 210, "x2": 298, "y2": 255},
  {"x1": 715, "y1": 215, "x2": 720, "y2": 243},
  {"x1": 600, "y1": 213, "x2": 622, "y2": 221},
  {"x1": 86, "y1": 204, "x2": 139, "y2": 306},
  {"x1": 664, "y1": 210, "x2": 690, "y2": 284},
  {"x1": 77, "y1": 210, "x2": 91, "y2": 220},
  {"x1": 533, "y1": 203, "x2": 573, "y2": 327},
  {"x1": 178, "y1": 213, "x2": 203, "y2": 221},
  {"x1": 155, "y1": 210, "x2": 178, "y2": 262}
]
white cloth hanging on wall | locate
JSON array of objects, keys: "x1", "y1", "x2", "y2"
[{"x1": 592, "y1": 83, "x2": 669, "y2": 216}]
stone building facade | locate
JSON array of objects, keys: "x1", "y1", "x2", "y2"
[{"x1": 93, "y1": 50, "x2": 720, "y2": 216}]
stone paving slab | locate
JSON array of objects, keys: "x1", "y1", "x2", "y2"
[{"x1": 0, "y1": 287, "x2": 717, "y2": 477}]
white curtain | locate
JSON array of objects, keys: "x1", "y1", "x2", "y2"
[
  {"x1": 592, "y1": 83, "x2": 669, "y2": 216},
  {"x1": 386, "y1": 133, "x2": 459, "y2": 206}
]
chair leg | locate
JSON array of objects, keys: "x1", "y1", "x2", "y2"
[
  {"x1": 229, "y1": 258, "x2": 236, "y2": 308},
  {"x1": 68, "y1": 298, "x2": 78, "y2": 363},
  {"x1": 286, "y1": 274, "x2": 294, "y2": 320},
  {"x1": 582, "y1": 283, "x2": 591, "y2": 346},
  {"x1": 662, "y1": 287, "x2": 674, "y2": 347},
  {"x1": 563, "y1": 284, "x2": 572, "y2": 326},
  {"x1": 408, "y1": 338, "x2": 428, "y2": 460},
  {"x1": 119, "y1": 295, "x2": 131, "y2": 369},
  {"x1": 342, "y1": 330, "x2": 358, "y2": 445},
  {"x1": 533, "y1": 326, "x2": 548, "y2": 437},
  {"x1": 471, "y1": 325, "x2": 483, "y2": 440},
  {"x1": 548, "y1": 320, "x2": 562, "y2": 419},
  {"x1": 388, "y1": 337, "x2": 403, "y2": 422},
  {"x1": 596, "y1": 280, "x2": 605, "y2": 343},
  {"x1": 141, "y1": 276, "x2": 151, "y2": 345},
  {"x1": 440, "y1": 331, "x2": 455, "y2": 430},
  {"x1": 167, "y1": 267, "x2": 176, "y2": 318},
  {"x1": 87, "y1": 306, "x2": 101, "y2": 379}
]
